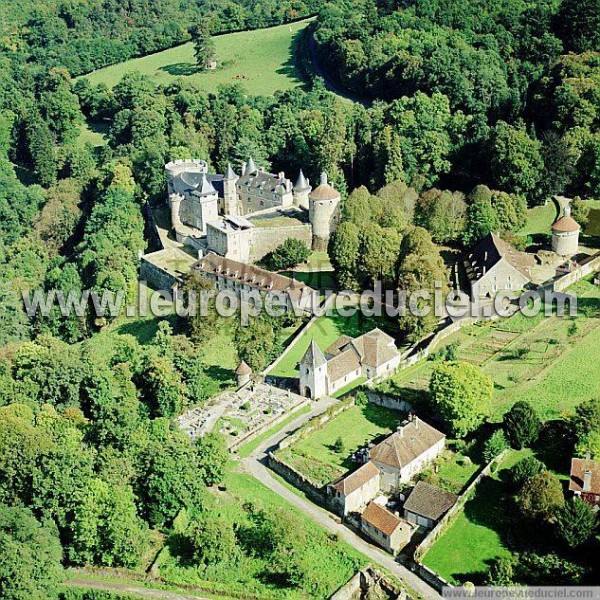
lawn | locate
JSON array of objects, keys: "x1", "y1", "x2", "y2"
[
  {"x1": 77, "y1": 19, "x2": 312, "y2": 96},
  {"x1": 421, "y1": 450, "x2": 528, "y2": 584},
  {"x1": 276, "y1": 403, "x2": 403, "y2": 486},
  {"x1": 269, "y1": 306, "x2": 392, "y2": 378},
  {"x1": 419, "y1": 450, "x2": 480, "y2": 494},
  {"x1": 155, "y1": 468, "x2": 368, "y2": 599},
  {"x1": 383, "y1": 279, "x2": 600, "y2": 421},
  {"x1": 517, "y1": 202, "x2": 557, "y2": 237}
]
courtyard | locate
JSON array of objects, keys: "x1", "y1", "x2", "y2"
[{"x1": 275, "y1": 402, "x2": 403, "y2": 487}]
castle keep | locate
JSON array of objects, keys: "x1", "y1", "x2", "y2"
[{"x1": 165, "y1": 159, "x2": 341, "y2": 262}]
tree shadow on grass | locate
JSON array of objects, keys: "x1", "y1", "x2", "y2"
[
  {"x1": 159, "y1": 62, "x2": 202, "y2": 76},
  {"x1": 205, "y1": 364, "x2": 235, "y2": 386},
  {"x1": 359, "y1": 402, "x2": 405, "y2": 429}
]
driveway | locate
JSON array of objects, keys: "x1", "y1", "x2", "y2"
[{"x1": 240, "y1": 399, "x2": 442, "y2": 600}]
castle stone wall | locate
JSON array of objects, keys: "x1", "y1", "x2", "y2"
[{"x1": 249, "y1": 224, "x2": 313, "y2": 262}]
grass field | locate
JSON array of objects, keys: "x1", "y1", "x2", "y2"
[
  {"x1": 421, "y1": 450, "x2": 527, "y2": 584},
  {"x1": 155, "y1": 467, "x2": 367, "y2": 599},
  {"x1": 78, "y1": 19, "x2": 312, "y2": 96},
  {"x1": 276, "y1": 403, "x2": 403, "y2": 486},
  {"x1": 382, "y1": 278, "x2": 600, "y2": 421},
  {"x1": 517, "y1": 202, "x2": 557, "y2": 237}
]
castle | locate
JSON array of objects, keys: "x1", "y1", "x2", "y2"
[{"x1": 165, "y1": 158, "x2": 341, "y2": 263}]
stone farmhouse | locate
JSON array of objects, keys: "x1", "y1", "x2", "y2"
[
  {"x1": 569, "y1": 457, "x2": 600, "y2": 507},
  {"x1": 193, "y1": 252, "x2": 317, "y2": 313},
  {"x1": 402, "y1": 481, "x2": 458, "y2": 529},
  {"x1": 465, "y1": 232, "x2": 536, "y2": 300},
  {"x1": 328, "y1": 415, "x2": 445, "y2": 515},
  {"x1": 369, "y1": 415, "x2": 446, "y2": 492},
  {"x1": 360, "y1": 501, "x2": 414, "y2": 554},
  {"x1": 165, "y1": 158, "x2": 341, "y2": 261},
  {"x1": 299, "y1": 329, "x2": 401, "y2": 400},
  {"x1": 330, "y1": 461, "x2": 380, "y2": 516}
]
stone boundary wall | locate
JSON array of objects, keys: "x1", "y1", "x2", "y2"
[
  {"x1": 139, "y1": 255, "x2": 179, "y2": 291},
  {"x1": 552, "y1": 252, "x2": 600, "y2": 292},
  {"x1": 228, "y1": 397, "x2": 310, "y2": 452},
  {"x1": 277, "y1": 397, "x2": 355, "y2": 450},
  {"x1": 364, "y1": 389, "x2": 414, "y2": 413},
  {"x1": 414, "y1": 449, "x2": 507, "y2": 562},
  {"x1": 330, "y1": 567, "x2": 408, "y2": 600},
  {"x1": 249, "y1": 223, "x2": 313, "y2": 263},
  {"x1": 268, "y1": 453, "x2": 327, "y2": 505}
]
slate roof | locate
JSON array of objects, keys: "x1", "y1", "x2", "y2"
[
  {"x1": 195, "y1": 253, "x2": 314, "y2": 295},
  {"x1": 301, "y1": 340, "x2": 327, "y2": 368},
  {"x1": 362, "y1": 502, "x2": 403, "y2": 536},
  {"x1": 192, "y1": 173, "x2": 217, "y2": 197},
  {"x1": 225, "y1": 163, "x2": 237, "y2": 180},
  {"x1": 569, "y1": 458, "x2": 600, "y2": 494},
  {"x1": 403, "y1": 481, "x2": 457, "y2": 521},
  {"x1": 332, "y1": 461, "x2": 379, "y2": 496},
  {"x1": 294, "y1": 169, "x2": 311, "y2": 192},
  {"x1": 238, "y1": 170, "x2": 289, "y2": 194},
  {"x1": 466, "y1": 232, "x2": 535, "y2": 281},
  {"x1": 370, "y1": 418, "x2": 445, "y2": 469}
]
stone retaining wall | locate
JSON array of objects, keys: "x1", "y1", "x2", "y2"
[
  {"x1": 268, "y1": 453, "x2": 327, "y2": 505},
  {"x1": 552, "y1": 252, "x2": 600, "y2": 292}
]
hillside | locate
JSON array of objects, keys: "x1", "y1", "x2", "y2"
[{"x1": 78, "y1": 19, "x2": 313, "y2": 96}]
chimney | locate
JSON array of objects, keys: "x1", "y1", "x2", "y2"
[
  {"x1": 414, "y1": 415, "x2": 419, "y2": 429},
  {"x1": 484, "y1": 251, "x2": 488, "y2": 261},
  {"x1": 320, "y1": 172, "x2": 328, "y2": 186},
  {"x1": 278, "y1": 171, "x2": 285, "y2": 180},
  {"x1": 564, "y1": 204, "x2": 572, "y2": 218},
  {"x1": 398, "y1": 427, "x2": 404, "y2": 439},
  {"x1": 241, "y1": 162, "x2": 247, "y2": 176},
  {"x1": 583, "y1": 469, "x2": 592, "y2": 492}
]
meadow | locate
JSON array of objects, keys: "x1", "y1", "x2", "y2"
[
  {"x1": 275, "y1": 403, "x2": 402, "y2": 486},
  {"x1": 77, "y1": 19, "x2": 312, "y2": 96}
]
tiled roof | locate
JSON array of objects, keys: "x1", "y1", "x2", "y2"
[
  {"x1": 403, "y1": 481, "x2": 457, "y2": 521},
  {"x1": 235, "y1": 361, "x2": 252, "y2": 375},
  {"x1": 310, "y1": 183, "x2": 340, "y2": 201},
  {"x1": 326, "y1": 329, "x2": 399, "y2": 370},
  {"x1": 552, "y1": 216, "x2": 580, "y2": 233},
  {"x1": 194, "y1": 253, "x2": 314, "y2": 295},
  {"x1": 466, "y1": 232, "x2": 535, "y2": 281},
  {"x1": 332, "y1": 461, "x2": 379, "y2": 495},
  {"x1": 569, "y1": 458, "x2": 600, "y2": 494},
  {"x1": 327, "y1": 346, "x2": 362, "y2": 382},
  {"x1": 362, "y1": 502, "x2": 402, "y2": 536},
  {"x1": 370, "y1": 418, "x2": 445, "y2": 469}
]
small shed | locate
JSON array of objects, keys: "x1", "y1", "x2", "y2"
[{"x1": 403, "y1": 481, "x2": 458, "y2": 529}]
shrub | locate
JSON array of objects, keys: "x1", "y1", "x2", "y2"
[{"x1": 482, "y1": 430, "x2": 509, "y2": 462}]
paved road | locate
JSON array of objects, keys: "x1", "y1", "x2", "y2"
[
  {"x1": 64, "y1": 578, "x2": 210, "y2": 599},
  {"x1": 240, "y1": 399, "x2": 442, "y2": 600}
]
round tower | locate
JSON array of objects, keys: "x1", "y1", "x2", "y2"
[
  {"x1": 309, "y1": 172, "x2": 341, "y2": 251},
  {"x1": 552, "y1": 204, "x2": 580, "y2": 257},
  {"x1": 235, "y1": 361, "x2": 252, "y2": 388},
  {"x1": 223, "y1": 163, "x2": 239, "y2": 216},
  {"x1": 293, "y1": 170, "x2": 312, "y2": 209}
]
